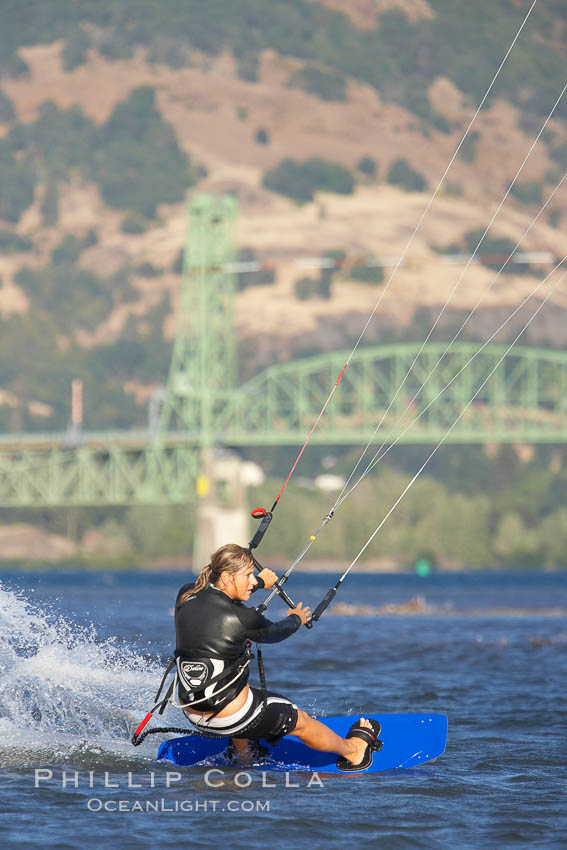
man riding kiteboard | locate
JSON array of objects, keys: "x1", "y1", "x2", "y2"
[{"x1": 173, "y1": 543, "x2": 381, "y2": 772}]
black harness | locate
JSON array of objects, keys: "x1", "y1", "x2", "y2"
[
  {"x1": 173, "y1": 644, "x2": 255, "y2": 712},
  {"x1": 131, "y1": 641, "x2": 263, "y2": 746}
]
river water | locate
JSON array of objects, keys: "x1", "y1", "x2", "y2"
[{"x1": 1, "y1": 569, "x2": 565, "y2": 849}]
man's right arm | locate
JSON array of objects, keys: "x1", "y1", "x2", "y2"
[{"x1": 236, "y1": 605, "x2": 303, "y2": 643}]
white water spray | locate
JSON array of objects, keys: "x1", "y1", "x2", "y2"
[{"x1": 0, "y1": 582, "x2": 164, "y2": 766}]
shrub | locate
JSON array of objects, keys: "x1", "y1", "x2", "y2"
[
  {"x1": 464, "y1": 229, "x2": 530, "y2": 275},
  {"x1": 98, "y1": 31, "x2": 134, "y2": 61},
  {"x1": 1, "y1": 54, "x2": 29, "y2": 79},
  {"x1": 317, "y1": 249, "x2": 346, "y2": 298},
  {"x1": 2, "y1": 102, "x2": 95, "y2": 229},
  {"x1": 236, "y1": 248, "x2": 275, "y2": 290},
  {"x1": 509, "y1": 180, "x2": 543, "y2": 206},
  {"x1": 357, "y1": 156, "x2": 377, "y2": 178},
  {"x1": 92, "y1": 87, "x2": 193, "y2": 218},
  {"x1": 51, "y1": 229, "x2": 98, "y2": 256},
  {"x1": 136, "y1": 261, "x2": 163, "y2": 277},
  {"x1": 325, "y1": 249, "x2": 346, "y2": 267},
  {"x1": 263, "y1": 160, "x2": 313, "y2": 202},
  {"x1": 146, "y1": 36, "x2": 190, "y2": 69},
  {"x1": 171, "y1": 248, "x2": 184, "y2": 273},
  {"x1": 318, "y1": 269, "x2": 332, "y2": 299},
  {"x1": 83, "y1": 228, "x2": 98, "y2": 249},
  {"x1": 350, "y1": 264, "x2": 384, "y2": 284},
  {"x1": 255, "y1": 128, "x2": 269, "y2": 145},
  {"x1": 236, "y1": 52, "x2": 259, "y2": 82},
  {"x1": 548, "y1": 139, "x2": 567, "y2": 170},
  {"x1": 0, "y1": 230, "x2": 33, "y2": 252},
  {"x1": 287, "y1": 66, "x2": 347, "y2": 101},
  {"x1": 263, "y1": 158, "x2": 355, "y2": 202},
  {"x1": 457, "y1": 131, "x2": 480, "y2": 163},
  {"x1": 0, "y1": 143, "x2": 36, "y2": 222},
  {"x1": 106, "y1": 268, "x2": 138, "y2": 304},
  {"x1": 442, "y1": 181, "x2": 464, "y2": 198},
  {"x1": 433, "y1": 240, "x2": 461, "y2": 256},
  {"x1": 121, "y1": 213, "x2": 150, "y2": 234},
  {"x1": 41, "y1": 177, "x2": 59, "y2": 226},
  {"x1": 386, "y1": 159, "x2": 427, "y2": 192},
  {"x1": 62, "y1": 27, "x2": 91, "y2": 71},
  {"x1": 0, "y1": 90, "x2": 15, "y2": 123},
  {"x1": 23, "y1": 101, "x2": 95, "y2": 180},
  {"x1": 15, "y1": 264, "x2": 113, "y2": 331},
  {"x1": 51, "y1": 234, "x2": 83, "y2": 265},
  {"x1": 294, "y1": 276, "x2": 315, "y2": 300},
  {"x1": 431, "y1": 112, "x2": 453, "y2": 135},
  {"x1": 299, "y1": 158, "x2": 354, "y2": 195}
]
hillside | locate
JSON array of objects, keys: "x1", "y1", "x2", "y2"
[{"x1": 0, "y1": 0, "x2": 566, "y2": 433}]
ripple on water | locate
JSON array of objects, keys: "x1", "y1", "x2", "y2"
[{"x1": 0, "y1": 572, "x2": 565, "y2": 850}]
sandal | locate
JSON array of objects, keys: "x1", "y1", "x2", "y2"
[{"x1": 336, "y1": 719, "x2": 383, "y2": 772}]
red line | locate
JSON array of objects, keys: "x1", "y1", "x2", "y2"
[
  {"x1": 134, "y1": 712, "x2": 153, "y2": 737},
  {"x1": 273, "y1": 362, "x2": 348, "y2": 506}
]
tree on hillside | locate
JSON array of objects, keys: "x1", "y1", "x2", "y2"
[
  {"x1": 386, "y1": 158, "x2": 427, "y2": 192},
  {"x1": 263, "y1": 157, "x2": 355, "y2": 202},
  {"x1": 10, "y1": 101, "x2": 96, "y2": 181},
  {"x1": 0, "y1": 89, "x2": 15, "y2": 123},
  {"x1": 92, "y1": 87, "x2": 195, "y2": 218},
  {"x1": 464, "y1": 229, "x2": 532, "y2": 275},
  {"x1": 0, "y1": 143, "x2": 36, "y2": 222},
  {"x1": 287, "y1": 65, "x2": 347, "y2": 101},
  {"x1": 62, "y1": 26, "x2": 91, "y2": 71}
]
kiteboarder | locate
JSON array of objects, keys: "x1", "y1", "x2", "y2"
[{"x1": 174, "y1": 543, "x2": 381, "y2": 771}]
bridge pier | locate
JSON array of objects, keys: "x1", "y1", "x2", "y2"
[{"x1": 192, "y1": 449, "x2": 251, "y2": 573}]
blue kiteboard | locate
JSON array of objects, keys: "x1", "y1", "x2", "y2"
[{"x1": 157, "y1": 713, "x2": 447, "y2": 774}]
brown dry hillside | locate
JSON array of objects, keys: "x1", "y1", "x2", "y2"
[
  {"x1": 1, "y1": 26, "x2": 566, "y2": 396},
  {"x1": 315, "y1": 0, "x2": 435, "y2": 27}
]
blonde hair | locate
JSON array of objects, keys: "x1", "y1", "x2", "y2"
[{"x1": 177, "y1": 543, "x2": 253, "y2": 607}]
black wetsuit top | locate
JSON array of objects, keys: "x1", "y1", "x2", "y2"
[{"x1": 174, "y1": 582, "x2": 301, "y2": 710}]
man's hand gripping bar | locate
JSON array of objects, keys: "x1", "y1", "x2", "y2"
[{"x1": 305, "y1": 586, "x2": 337, "y2": 629}]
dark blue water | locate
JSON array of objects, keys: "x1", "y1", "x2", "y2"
[{"x1": 1, "y1": 570, "x2": 566, "y2": 849}]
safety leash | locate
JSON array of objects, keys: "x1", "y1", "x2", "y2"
[
  {"x1": 131, "y1": 658, "x2": 179, "y2": 745},
  {"x1": 131, "y1": 724, "x2": 196, "y2": 747}
]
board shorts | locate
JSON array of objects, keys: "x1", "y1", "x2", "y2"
[{"x1": 184, "y1": 687, "x2": 298, "y2": 745}]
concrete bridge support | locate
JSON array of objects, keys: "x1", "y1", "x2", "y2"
[{"x1": 192, "y1": 449, "x2": 254, "y2": 573}]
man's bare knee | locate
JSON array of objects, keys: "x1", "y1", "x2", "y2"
[{"x1": 291, "y1": 708, "x2": 311, "y2": 734}]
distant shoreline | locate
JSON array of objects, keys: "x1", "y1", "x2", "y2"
[{"x1": 0, "y1": 560, "x2": 564, "y2": 573}]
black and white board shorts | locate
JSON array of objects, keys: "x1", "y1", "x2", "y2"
[{"x1": 185, "y1": 687, "x2": 298, "y2": 745}]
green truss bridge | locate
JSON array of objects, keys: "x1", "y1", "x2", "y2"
[{"x1": 1, "y1": 195, "x2": 566, "y2": 508}]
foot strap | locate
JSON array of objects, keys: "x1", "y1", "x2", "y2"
[{"x1": 336, "y1": 719, "x2": 383, "y2": 773}]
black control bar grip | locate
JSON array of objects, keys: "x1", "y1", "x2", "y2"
[{"x1": 305, "y1": 587, "x2": 337, "y2": 629}]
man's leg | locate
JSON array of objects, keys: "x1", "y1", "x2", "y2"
[
  {"x1": 291, "y1": 710, "x2": 371, "y2": 765},
  {"x1": 231, "y1": 738, "x2": 250, "y2": 756},
  {"x1": 230, "y1": 737, "x2": 268, "y2": 765}
]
